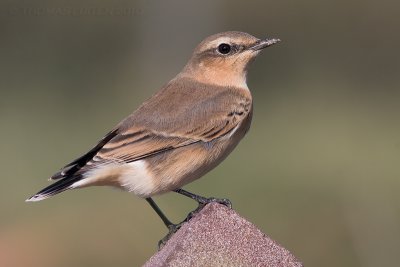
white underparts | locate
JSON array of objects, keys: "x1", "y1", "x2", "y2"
[
  {"x1": 71, "y1": 160, "x2": 154, "y2": 198},
  {"x1": 119, "y1": 161, "x2": 154, "y2": 197}
]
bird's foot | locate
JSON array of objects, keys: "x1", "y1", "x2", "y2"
[
  {"x1": 157, "y1": 197, "x2": 232, "y2": 250},
  {"x1": 158, "y1": 222, "x2": 184, "y2": 250},
  {"x1": 195, "y1": 196, "x2": 232, "y2": 209},
  {"x1": 174, "y1": 188, "x2": 232, "y2": 209},
  {"x1": 157, "y1": 190, "x2": 233, "y2": 250},
  {"x1": 158, "y1": 209, "x2": 200, "y2": 250}
]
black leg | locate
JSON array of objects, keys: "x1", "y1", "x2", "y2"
[
  {"x1": 146, "y1": 191, "x2": 232, "y2": 250},
  {"x1": 146, "y1": 197, "x2": 173, "y2": 228},
  {"x1": 174, "y1": 188, "x2": 232, "y2": 208},
  {"x1": 146, "y1": 197, "x2": 187, "y2": 249}
]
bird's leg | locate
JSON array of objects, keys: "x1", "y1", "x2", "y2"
[
  {"x1": 172, "y1": 189, "x2": 232, "y2": 228},
  {"x1": 146, "y1": 190, "x2": 232, "y2": 249},
  {"x1": 146, "y1": 197, "x2": 186, "y2": 249},
  {"x1": 174, "y1": 188, "x2": 232, "y2": 211},
  {"x1": 146, "y1": 197, "x2": 174, "y2": 228}
]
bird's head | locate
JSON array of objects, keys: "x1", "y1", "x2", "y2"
[{"x1": 180, "y1": 31, "x2": 280, "y2": 88}]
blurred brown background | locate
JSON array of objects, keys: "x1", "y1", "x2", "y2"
[{"x1": 1, "y1": 0, "x2": 399, "y2": 266}]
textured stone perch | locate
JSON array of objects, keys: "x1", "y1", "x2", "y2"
[{"x1": 143, "y1": 203, "x2": 303, "y2": 267}]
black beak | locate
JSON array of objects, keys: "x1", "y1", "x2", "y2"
[{"x1": 250, "y1": 38, "x2": 281, "y2": 51}]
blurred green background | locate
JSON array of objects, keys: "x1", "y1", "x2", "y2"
[{"x1": 1, "y1": 0, "x2": 399, "y2": 266}]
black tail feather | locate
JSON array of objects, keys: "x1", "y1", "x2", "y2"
[
  {"x1": 50, "y1": 128, "x2": 118, "y2": 180},
  {"x1": 26, "y1": 174, "x2": 82, "y2": 202}
]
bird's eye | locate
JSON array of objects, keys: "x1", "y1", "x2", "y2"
[{"x1": 217, "y1": 43, "x2": 231, "y2": 54}]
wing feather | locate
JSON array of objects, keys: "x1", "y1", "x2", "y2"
[{"x1": 51, "y1": 79, "x2": 252, "y2": 179}]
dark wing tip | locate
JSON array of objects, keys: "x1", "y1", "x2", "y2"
[
  {"x1": 49, "y1": 170, "x2": 64, "y2": 180},
  {"x1": 50, "y1": 128, "x2": 119, "y2": 180}
]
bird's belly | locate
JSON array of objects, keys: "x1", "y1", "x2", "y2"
[
  {"x1": 144, "y1": 124, "x2": 248, "y2": 197},
  {"x1": 79, "y1": 132, "x2": 244, "y2": 199}
]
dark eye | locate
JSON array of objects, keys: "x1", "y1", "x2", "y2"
[{"x1": 217, "y1": 43, "x2": 231, "y2": 54}]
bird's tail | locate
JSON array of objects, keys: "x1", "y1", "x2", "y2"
[{"x1": 26, "y1": 174, "x2": 83, "y2": 202}]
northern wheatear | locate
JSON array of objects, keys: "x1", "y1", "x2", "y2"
[{"x1": 27, "y1": 31, "x2": 279, "y2": 240}]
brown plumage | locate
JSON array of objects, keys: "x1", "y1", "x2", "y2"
[{"x1": 26, "y1": 31, "x2": 279, "y2": 202}]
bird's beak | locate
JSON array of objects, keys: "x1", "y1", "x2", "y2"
[{"x1": 249, "y1": 38, "x2": 281, "y2": 51}]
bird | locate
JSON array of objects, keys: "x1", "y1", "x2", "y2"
[{"x1": 26, "y1": 31, "x2": 279, "y2": 240}]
